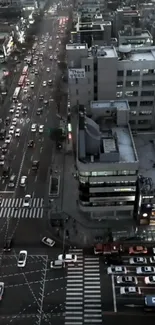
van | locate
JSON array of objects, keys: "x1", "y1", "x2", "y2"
[{"x1": 50, "y1": 260, "x2": 63, "y2": 269}]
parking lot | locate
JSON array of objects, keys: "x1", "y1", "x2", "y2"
[
  {"x1": 0, "y1": 252, "x2": 66, "y2": 325},
  {"x1": 102, "y1": 246, "x2": 155, "y2": 314}
]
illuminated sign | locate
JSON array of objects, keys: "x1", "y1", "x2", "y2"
[{"x1": 68, "y1": 68, "x2": 85, "y2": 79}]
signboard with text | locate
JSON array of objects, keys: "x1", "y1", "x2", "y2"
[{"x1": 68, "y1": 68, "x2": 85, "y2": 79}]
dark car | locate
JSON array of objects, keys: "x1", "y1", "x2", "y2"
[
  {"x1": 22, "y1": 106, "x2": 28, "y2": 114},
  {"x1": 3, "y1": 238, "x2": 12, "y2": 252},
  {"x1": 32, "y1": 160, "x2": 39, "y2": 170},
  {"x1": 5, "y1": 117, "x2": 10, "y2": 126},
  {"x1": 28, "y1": 140, "x2": 34, "y2": 148},
  {"x1": 2, "y1": 165, "x2": 10, "y2": 178},
  {"x1": 0, "y1": 129, "x2": 6, "y2": 140},
  {"x1": 104, "y1": 255, "x2": 123, "y2": 266},
  {"x1": 36, "y1": 108, "x2": 43, "y2": 115},
  {"x1": 2, "y1": 143, "x2": 8, "y2": 154}
]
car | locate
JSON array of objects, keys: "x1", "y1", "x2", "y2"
[
  {"x1": 32, "y1": 160, "x2": 39, "y2": 170},
  {"x1": 5, "y1": 117, "x2": 10, "y2": 126},
  {"x1": 15, "y1": 112, "x2": 20, "y2": 118},
  {"x1": 0, "y1": 155, "x2": 4, "y2": 166},
  {"x1": 136, "y1": 266, "x2": 155, "y2": 274},
  {"x1": 30, "y1": 82, "x2": 34, "y2": 88},
  {"x1": 54, "y1": 55, "x2": 57, "y2": 60},
  {"x1": 28, "y1": 140, "x2": 34, "y2": 148},
  {"x1": 12, "y1": 118, "x2": 17, "y2": 126},
  {"x1": 129, "y1": 246, "x2": 148, "y2": 254},
  {"x1": 0, "y1": 282, "x2": 4, "y2": 300},
  {"x1": 26, "y1": 79, "x2": 30, "y2": 86},
  {"x1": 129, "y1": 257, "x2": 147, "y2": 265},
  {"x1": 23, "y1": 87, "x2": 28, "y2": 93},
  {"x1": 34, "y1": 69, "x2": 38, "y2": 75},
  {"x1": 58, "y1": 254, "x2": 77, "y2": 263},
  {"x1": 56, "y1": 48, "x2": 59, "y2": 52},
  {"x1": 41, "y1": 237, "x2": 55, "y2": 247},
  {"x1": 50, "y1": 260, "x2": 63, "y2": 269},
  {"x1": 56, "y1": 35, "x2": 59, "y2": 39},
  {"x1": 120, "y1": 287, "x2": 141, "y2": 295},
  {"x1": 117, "y1": 276, "x2": 138, "y2": 284},
  {"x1": 22, "y1": 106, "x2": 28, "y2": 114},
  {"x1": 49, "y1": 46, "x2": 52, "y2": 50},
  {"x1": 31, "y1": 124, "x2": 37, "y2": 132},
  {"x1": 36, "y1": 107, "x2": 43, "y2": 115},
  {"x1": 3, "y1": 237, "x2": 12, "y2": 252},
  {"x1": 39, "y1": 125, "x2": 44, "y2": 133},
  {"x1": 49, "y1": 55, "x2": 53, "y2": 60},
  {"x1": 9, "y1": 107, "x2": 15, "y2": 114},
  {"x1": 9, "y1": 126, "x2": 15, "y2": 135},
  {"x1": 8, "y1": 174, "x2": 16, "y2": 188},
  {"x1": 17, "y1": 103, "x2": 22, "y2": 110},
  {"x1": 39, "y1": 94, "x2": 44, "y2": 100},
  {"x1": 46, "y1": 67, "x2": 50, "y2": 72},
  {"x1": 5, "y1": 135, "x2": 12, "y2": 144},
  {"x1": 48, "y1": 80, "x2": 53, "y2": 86},
  {"x1": 2, "y1": 165, "x2": 10, "y2": 178},
  {"x1": 20, "y1": 175, "x2": 27, "y2": 187},
  {"x1": 2, "y1": 143, "x2": 8, "y2": 153},
  {"x1": 150, "y1": 257, "x2": 155, "y2": 264},
  {"x1": 15, "y1": 128, "x2": 21, "y2": 137},
  {"x1": 145, "y1": 276, "x2": 155, "y2": 284},
  {"x1": 23, "y1": 194, "x2": 31, "y2": 207},
  {"x1": 17, "y1": 250, "x2": 27, "y2": 267},
  {"x1": 107, "y1": 266, "x2": 127, "y2": 275},
  {"x1": 33, "y1": 60, "x2": 37, "y2": 65},
  {"x1": 42, "y1": 81, "x2": 47, "y2": 86}
]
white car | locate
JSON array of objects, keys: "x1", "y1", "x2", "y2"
[
  {"x1": 23, "y1": 195, "x2": 31, "y2": 207},
  {"x1": 129, "y1": 257, "x2": 147, "y2": 265},
  {"x1": 145, "y1": 276, "x2": 155, "y2": 284},
  {"x1": 33, "y1": 60, "x2": 37, "y2": 65},
  {"x1": 58, "y1": 254, "x2": 77, "y2": 263},
  {"x1": 107, "y1": 266, "x2": 127, "y2": 275},
  {"x1": 39, "y1": 125, "x2": 44, "y2": 133},
  {"x1": 31, "y1": 124, "x2": 37, "y2": 132},
  {"x1": 17, "y1": 103, "x2": 22, "y2": 110},
  {"x1": 136, "y1": 266, "x2": 155, "y2": 274},
  {"x1": 9, "y1": 126, "x2": 15, "y2": 134},
  {"x1": 50, "y1": 55, "x2": 53, "y2": 60},
  {"x1": 153, "y1": 248, "x2": 155, "y2": 254},
  {"x1": 12, "y1": 118, "x2": 17, "y2": 126},
  {"x1": 30, "y1": 82, "x2": 34, "y2": 88},
  {"x1": 56, "y1": 35, "x2": 59, "y2": 39},
  {"x1": 150, "y1": 257, "x2": 155, "y2": 264},
  {"x1": 0, "y1": 282, "x2": 4, "y2": 300},
  {"x1": 5, "y1": 135, "x2": 12, "y2": 144},
  {"x1": 15, "y1": 112, "x2": 20, "y2": 118},
  {"x1": 41, "y1": 237, "x2": 55, "y2": 247},
  {"x1": 23, "y1": 87, "x2": 28, "y2": 93},
  {"x1": 20, "y1": 175, "x2": 27, "y2": 187},
  {"x1": 120, "y1": 287, "x2": 141, "y2": 295},
  {"x1": 0, "y1": 155, "x2": 4, "y2": 166},
  {"x1": 117, "y1": 276, "x2": 138, "y2": 285},
  {"x1": 54, "y1": 55, "x2": 57, "y2": 60},
  {"x1": 15, "y1": 129, "x2": 21, "y2": 137},
  {"x1": 46, "y1": 67, "x2": 50, "y2": 72},
  {"x1": 17, "y1": 250, "x2": 27, "y2": 267},
  {"x1": 42, "y1": 81, "x2": 47, "y2": 86},
  {"x1": 49, "y1": 46, "x2": 52, "y2": 50},
  {"x1": 9, "y1": 107, "x2": 15, "y2": 114}
]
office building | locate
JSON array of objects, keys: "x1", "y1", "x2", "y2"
[
  {"x1": 118, "y1": 27, "x2": 153, "y2": 47},
  {"x1": 114, "y1": 7, "x2": 141, "y2": 37},
  {"x1": 66, "y1": 43, "x2": 155, "y2": 130}
]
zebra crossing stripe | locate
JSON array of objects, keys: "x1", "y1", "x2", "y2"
[{"x1": 0, "y1": 198, "x2": 44, "y2": 219}]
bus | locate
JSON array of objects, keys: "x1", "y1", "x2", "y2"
[
  {"x1": 12, "y1": 87, "x2": 21, "y2": 101},
  {"x1": 22, "y1": 65, "x2": 28, "y2": 75},
  {"x1": 18, "y1": 75, "x2": 25, "y2": 86}
]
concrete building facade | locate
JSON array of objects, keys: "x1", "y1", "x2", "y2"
[{"x1": 66, "y1": 43, "x2": 155, "y2": 130}]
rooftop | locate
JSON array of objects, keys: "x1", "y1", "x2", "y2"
[
  {"x1": 66, "y1": 43, "x2": 87, "y2": 50},
  {"x1": 78, "y1": 101, "x2": 138, "y2": 165},
  {"x1": 119, "y1": 29, "x2": 152, "y2": 38},
  {"x1": 88, "y1": 45, "x2": 117, "y2": 58}
]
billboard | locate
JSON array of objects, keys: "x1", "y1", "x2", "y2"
[{"x1": 68, "y1": 68, "x2": 85, "y2": 79}]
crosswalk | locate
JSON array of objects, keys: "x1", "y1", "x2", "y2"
[
  {"x1": 0, "y1": 198, "x2": 44, "y2": 219},
  {"x1": 65, "y1": 248, "x2": 102, "y2": 325}
]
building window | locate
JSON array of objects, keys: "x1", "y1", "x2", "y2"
[
  {"x1": 117, "y1": 70, "x2": 124, "y2": 76},
  {"x1": 129, "y1": 101, "x2": 137, "y2": 107},
  {"x1": 127, "y1": 69, "x2": 140, "y2": 76},
  {"x1": 142, "y1": 80, "x2": 155, "y2": 87},
  {"x1": 126, "y1": 81, "x2": 139, "y2": 87},
  {"x1": 139, "y1": 111, "x2": 152, "y2": 116},
  {"x1": 85, "y1": 65, "x2": 90, "y2": 72},
  {"x1": 143, "y1": 69, "x2": 155, "y2": 75},
  {"x1": 130, "y1": 120, "x2": 136, "y2": 125},
  {"x1": 138, "y1": 120, "x2": 150, "y2": 125},
  {"x1": 116, "y1": 91, "x2": 122, "y2": 98},
  {"x1": 76, "y1": 89, "x2": 79, "y2": 95},
  {"x1": 125, "y1": 91, "x2": 138, "y2": 97},
  {"x1": 75, "y1": 78, "x2": 78, "y2": 84},
  {"x1": 140, "y1": 101, "x2": 153, "y2": 106},
  {"x1": 141, "y1": 90, "x2": 154, "y2": 97},
  {"x1": 143, "y1": 69, "x2": 149, "y2": 75},
  {"x1": 117, "y1": 81, "x2": 123, "y2": 87}
]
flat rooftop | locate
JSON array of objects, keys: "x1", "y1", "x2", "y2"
[
  {"x1": 90, "y1": 100, "x2": 129, "y2": 110},
  {"x1": 134, "y1": 132, "x2": 155, "y2": 188},
  {"x1": 119, "y1": 30, "x2": 151, "y2": 38},
  {"x1": 130, "y1": 50, "x2": 155, "y2": 61},
  {"x1": 66, "y1": 43, "x2": 87, "y2": 50}
]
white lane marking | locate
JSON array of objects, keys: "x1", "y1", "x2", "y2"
[{"x1": 111, "y1": 275, "x2": 117, "y2": 312}]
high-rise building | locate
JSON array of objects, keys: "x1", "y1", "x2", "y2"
[{"x1": 66, "y1": 43, "x2": 155, "y2": 130}]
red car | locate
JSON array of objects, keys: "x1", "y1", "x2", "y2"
[
  {"x1": 129, "y1": 246, "x2": 147, "y2": 255},
  {"x1": 94, "y1": 243, "x2": 122, "y2": 255}
]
